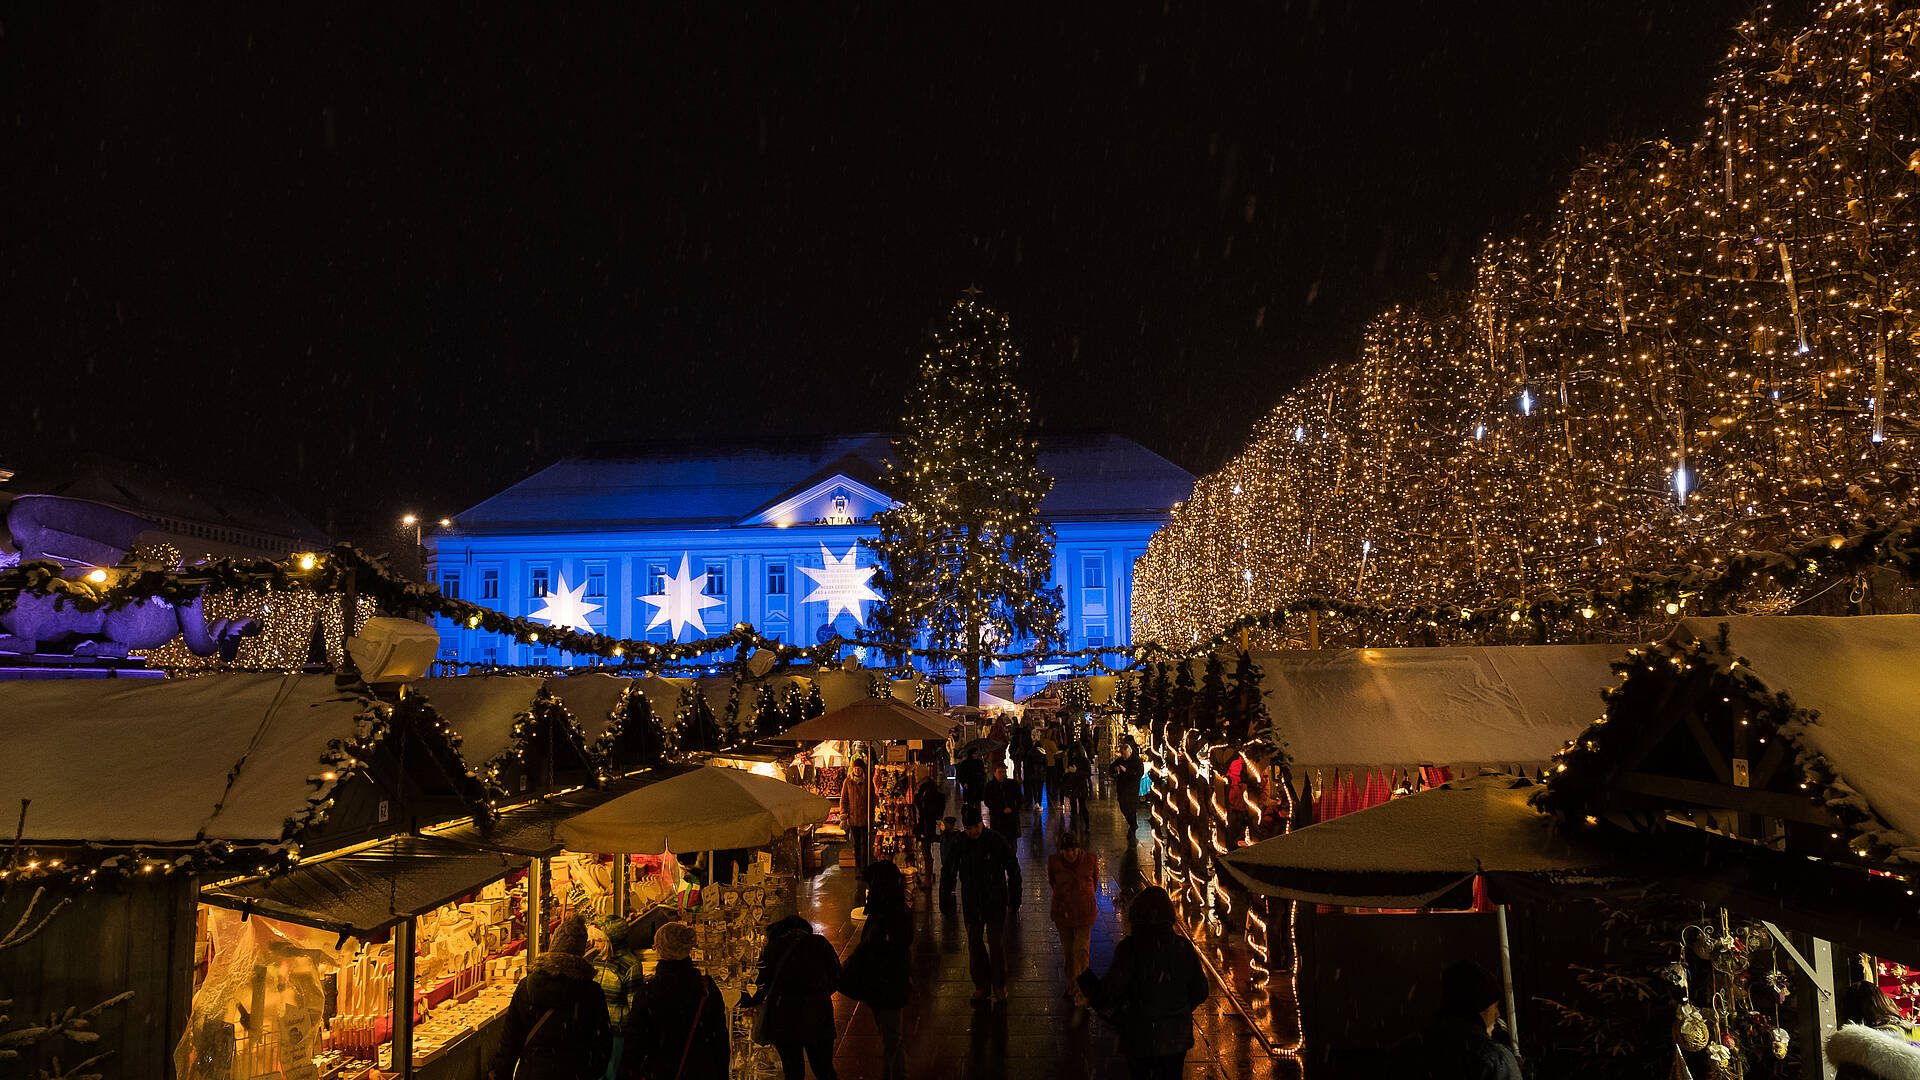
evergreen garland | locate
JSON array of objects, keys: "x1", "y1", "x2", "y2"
[
  {"x1": 672, "y1": 685, "x2": 724, "y2": 759},
  {"x1": 1196, "y1": 654, "x2": 1228, "y2": 741},
  {"x1": 753, "y1": 683, "x2": 785, "y2": 738},
  {"x1": 1226, "y1": 651, "x2": 1272, "y2": 750}
]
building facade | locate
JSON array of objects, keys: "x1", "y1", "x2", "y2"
[{"x1": 425, "y1": 434, "x2": 1193, "y2": 674}]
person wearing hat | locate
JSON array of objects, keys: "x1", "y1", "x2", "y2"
[
  {"x1": 1081, "y1": 886, "x2": 1209, "y2": 1079},
  {"x1": 1047, "y1": 828, "x2": 1099, "y2": 1006},
  {"x1": 586, "y1": 915, "x2": 638, "y2": 1078},
  {"x1": 638, "y1": 920, "x2": 729, "y2": 1080},
  {"x1": 1398, "y1": 959, "x2": 1521, "y2": 1080},
  {"x1": 486, "y1": 914, "x2": 611, "y2": 1080},
  {"x1": 941, "y1": 804, "x2": 1022, "y2": 1006}
]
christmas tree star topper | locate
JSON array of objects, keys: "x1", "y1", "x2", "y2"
[{"x1": 640, "y1": 555, "x2": 725, "y2": 640}]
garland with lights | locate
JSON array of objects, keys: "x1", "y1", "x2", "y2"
[{"x1": 1530, "y1": 624, "x2": 1920, "y2": 873}]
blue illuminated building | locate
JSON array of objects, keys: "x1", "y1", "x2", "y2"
[{"x1": 424, "y1": 434, "x2": 1193, "y2": 677}]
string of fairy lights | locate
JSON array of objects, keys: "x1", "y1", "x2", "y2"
[{"x1": 1136, "y1": 0, "x2": 1920, "y2": 647}]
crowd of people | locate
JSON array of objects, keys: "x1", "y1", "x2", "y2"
[{"x1": 482, "y1": 716, "x2": 1200, "y2": 1080}]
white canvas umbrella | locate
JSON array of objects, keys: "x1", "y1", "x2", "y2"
[
  {"x1": 766, "y1": 697, "x2": 954, "y2": 743},
  {"x1": 558, "y1": 765, "x2": 830, "y2": 854}
]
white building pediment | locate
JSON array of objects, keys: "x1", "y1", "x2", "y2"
[{"x1": 734, "y1": 473, "x2": 896, "y2": 528}]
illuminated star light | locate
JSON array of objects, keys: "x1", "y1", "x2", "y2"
[
  {"x1": 640, "y1": 555, "x2": 725, "y2": 640},
  {"x1": 799, "y1": 544, "x2": 883, "y2": 625},
  {"x1": 529, "y1": 574, "x2": 602, "y2": 633}
]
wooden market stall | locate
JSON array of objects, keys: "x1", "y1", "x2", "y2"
[{"x1": 412, "y1": 676, "x2": 597, "y2": 803}]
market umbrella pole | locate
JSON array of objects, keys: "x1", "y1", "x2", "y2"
[{"x1": 1496, "y1": 903, "x2": 1519, "y2": 1057}]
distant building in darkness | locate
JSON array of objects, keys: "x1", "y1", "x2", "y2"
[{"x1": 424, "y1": 434, "x2": 1194, "y2": 677}]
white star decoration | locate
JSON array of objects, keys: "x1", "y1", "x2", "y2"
[
  {"x1": 641, "y1": 555, "x2": 725, "y2": 640},
  {"x1": 800, "y1": 544, "x2": 883, "y2": 626},
  {"x1": 529, "y1": 574, "x2": 602, "y2": 633}
]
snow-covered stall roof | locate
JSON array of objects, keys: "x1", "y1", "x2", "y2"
[
  {"x1": 1253, "y1": 643, "x2": 1627, "y2": 768},
  {"x1": 548, "y1": 674, "x2": 633, "y2": 745},
  {"x1": 1, "y1": 674, "x2": 377, "y2": 845},
  {"x1": 412, "y1": 675, "x2": 548, "y2": 769},
  {"x1": 1669, "y1": 615, "x2": 1920, "y2": 860}
]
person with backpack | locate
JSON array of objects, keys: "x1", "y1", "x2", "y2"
[
  {"x1": 837, "y1": 860, "x2": 913, "y2": 1080},
  {"x1": 485, "y1": 914, "x2": 611, "y2": 1080},
  {"x1": 1082, "y1": 887, "x2": 1209, "y2": 1080},
  {"x1": 745, "y1": 914, "x2": 842, "y2": 1080},
  {"x1": 637, "y1": 921, "x2": 729, "y2": 1080}
]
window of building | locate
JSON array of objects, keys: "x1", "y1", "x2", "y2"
[
  {"x1": 586, "y1": 567, "x2": 606, "y2": 597},
  {"x1": 481, "y1": 569, "x2": 500, "y2": 600},
  {"x1": 530, "y1": 650, "x2": 550, "y2": 667},
  {"x1": 481, "y1": 647, "x2": 498, "y2": 666},
  {"x1": 1082, "y1": 553, "x2": 1106, "y2": 591},
  {"x1": 704, "y1": 562, "x2": 727, "y2": 596},
  {"x1": 529, "y1": 565, "x2": 550, "y2": 598},
  {"x1": 440, "y1": 572, "x2": 460, "y2": 600},
  {"x1": 648, "y1": 564, "x2": 667, "y2": 595},
  {"x1": 767, "y1": 562, "x2": 787, "y2": 595},
  {"x1": 1085, "y1": 620, "x2": 1108, "y2": 649}
]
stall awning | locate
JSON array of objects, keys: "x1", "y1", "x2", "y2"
[
  {"x1": 201, "y1": 834, "x2": 529, "y2": 938},
  {"x1": 0, "y1": 672, "x2": 380, "y2": 845},
  {"x1": 547, "y1": 673, "x2": 633, "y2": 745},
  {"x1": 411, "y1": 675, "x2": 547, "y2": 767},
  {"x1": 1249, "y1": 643, "x2": 1627, "y2": 768},
  {"x1": 767, "y1": 697, "x2": 953, "y2": 743},
  {"x1": 434, "y1": 769, "x2": 691, "y2": 857}
]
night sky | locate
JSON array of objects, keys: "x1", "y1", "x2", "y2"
[{"x1": 3, "y1": 2, "x2": 1749, "y2": 533}]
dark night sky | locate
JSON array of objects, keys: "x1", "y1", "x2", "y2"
[{"x1": 2, "y1": 2, "x2": 1750, "y2": 534}]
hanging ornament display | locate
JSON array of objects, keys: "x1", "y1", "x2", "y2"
[
  {"x1": 639, "y1": 555, "x2": 725, "y2": 640},
  {"x1": 1778, "y1": 243, "x2": 1811, "y2": 355}
]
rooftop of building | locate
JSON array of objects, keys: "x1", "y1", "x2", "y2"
[
  {"x1": 3, "y1": 454, "x2": 330, "y2": 547},
  {"x1": 444, "y1": 432, "x2": 1195, "y2": 532}
]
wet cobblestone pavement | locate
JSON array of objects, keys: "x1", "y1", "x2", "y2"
[{"x1": 791, "y1": 784, "x2": 1306, "y2": 1080}]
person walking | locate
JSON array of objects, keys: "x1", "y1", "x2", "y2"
[
  {"x1": 1039, "y1": 727, "x2": 1064, "y2": 809},
  {"x1": 1063, "y1": 742, "x2": 1092, "y2": 829},
  {"x1": 746, "y1": 914, "x2": 842, "y2": 1080},
  {"x1": 839, "y1": 860, "x2": 914, "y2": 1080},
  {"x1": 1109, "y1": 740, "x2": 1146, "y2": 834},
  {"x1": 937, "y1": 815, "x2": 961, "y2": 911},
  {"x1": 842, "y1": 759, "x2": 875, "y2": 879},
  {"x1": 942, "y1": 805, "x2": 1022, "y2": 1006},
  {"x1": 1082, "y1": 887, "x2": 1209, "y2": 1080},
  {"x1": 957, "y1": 749, "x2": 987, "y2": 815},
  {"x1": 586, "y1": 916, "x2": 639, "y2": 1079},
  {"x1": 485, "y1": 914, "x2": 611, "y2": 1080},
  {"x1": 1395, "y1": 959, "x2": 1521, "y2": 1080},
  {"x1": 1023, "y1": 740, "x2": 1048, "y2": 810},
  {"x1": 1047, "y1": 829, "x2": 1099, "y2": 1006},
  {"x1": 983, "y1": 763, "x2": 1024, "y2": 850},
  {"x1": 638, "y1": 921, "x2": 729, "y2": 1080},
  {"x1": 912, "y1": 767, "x2": 945, "y2": 887}
]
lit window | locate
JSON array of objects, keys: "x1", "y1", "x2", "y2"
[
  {"x1": 1082, "y1": 553, "x2": 1106, "y2": 591},
  {"x1": 481, "y1": 569, "x2": 499, "y2": 600},
  {"x1": 1085, "y1": 620, "x2": 1108, "y2": 649},
  {"x1": 440, "y1": 572, "x2": 461, "y2": 600},
  {"x1": 648, "y1": 564, "x2": 667, "y2": 595},
  {"x1": 586, "y1": 568, "x2": 606, "y2": 597},
  {"x1": 529, "y1": 566, "x2": 550, "y2": 598},
  {"x1": 767, "y1": 562, "x2": 787, "y2": 595},
  {"x1": 705, "y1": 562, "x2": 727, "y2": 596}
]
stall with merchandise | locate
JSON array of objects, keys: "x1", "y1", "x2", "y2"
[{"x1": 768, "y1": 697, "x2": 951, "y2": 880}]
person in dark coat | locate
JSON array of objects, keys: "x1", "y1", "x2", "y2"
[
  {"x1": 842, "y1": 860, "x2": 914, "y2": 1080},
  {"x1": 983, "y1": 763, "x2": 1025, "y2": 849},
  {"x1": 912, "y1": 768, "x2": 946, "y2": 887},
  {"x1": 746, "y1": 914, "x2": 842, "y2": 1080},
  {"x1": 485, "y1": 915, "x2": 611, "y2": 1080},
  {"x1": 637, "y1": 921, "x2": 729, "y2": 1080},
  {"x1": 1023, "y1": 741, "x2": 1048, "y2": 809},
  {"x1": 941, "y1": 805, "x2": 1022, "y2": 1005},
  {"x1": 1397, "y1": 959, "x2": 1521, "y2": 1080},
  {"x1": 1083, "y1": 887, "x2": 1208, "y2": 1080},
  {"x1": 1109, "y1": 741, "x2": 1146, "y2": 834},
  {"x1": 1063, "y1": 743, "x2": 1092, "y2": 828},
  {"x1": 957, "y1": 750, "x2": 987, "y2": 814}
]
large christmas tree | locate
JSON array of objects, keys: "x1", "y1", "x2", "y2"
[{"x1": 870, "y1": 292, "x2": 1065, "y2": 705}]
